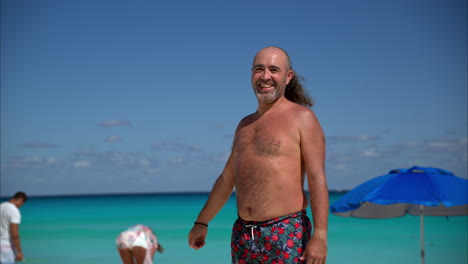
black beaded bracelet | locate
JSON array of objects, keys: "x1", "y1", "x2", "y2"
[{"x1": 194, "y1": 221, "x2": 208, "y2": 227}]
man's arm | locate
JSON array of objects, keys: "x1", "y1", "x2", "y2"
[
  {"x1": 10, "y1": 223, "x2": 24, "y2": 261},
  {"x1": 188, "y1": 152, "x2": 235, "y2": 250},
  {"x1": 299, "y1": 109, "x2": 329, "y2": 264}
]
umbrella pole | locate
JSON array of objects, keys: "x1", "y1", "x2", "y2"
[{"x1": 420, "y1": 205, "x2": 425, "y2": 264}]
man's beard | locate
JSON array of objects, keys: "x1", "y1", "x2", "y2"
[{"x1": 255, "y1": 89, "x2": 280, "y2": 104}]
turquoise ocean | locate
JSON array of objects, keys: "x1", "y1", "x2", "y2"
[{"x1": 4, "y1": 192, "x2": 467, "y2": 264}]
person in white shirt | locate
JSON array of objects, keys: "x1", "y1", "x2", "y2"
[{"x1": 1, "y1": 192, "x2": 28, "y2": 264}]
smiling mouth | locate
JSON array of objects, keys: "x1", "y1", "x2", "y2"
[{"x1": 258, "y1": 83, "x2": 275, "y2": 92}]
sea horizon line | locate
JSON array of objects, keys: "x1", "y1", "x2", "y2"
[{"x1": 1, "y1": 189, "x2": 348, "y2": 199}]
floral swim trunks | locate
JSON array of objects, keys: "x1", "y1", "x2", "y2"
[{"x1": 231, "y1": 210, "x2": 312, "y2": 264}]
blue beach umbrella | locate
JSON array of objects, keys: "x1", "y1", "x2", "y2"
[{"x1": 330, "y1": 166, "x2": 468, "y2": 264}]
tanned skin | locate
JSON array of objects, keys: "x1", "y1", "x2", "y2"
[{"x1": 188, "y1": 47, "x2": 329, "y2": 264}]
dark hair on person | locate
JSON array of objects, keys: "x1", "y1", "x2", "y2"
[
  {"x1": 285, "y1": 74, "x2": 314, "y2": 107},
  {"x1": 12, "y1": 191, "x2": 28, "y2": 202},
  {"x1": 260, "y1": 46, "x2": 314, "y2": 107},
  {"x1": 157, "y1": 243, "x2": 165, "y2": 253}
]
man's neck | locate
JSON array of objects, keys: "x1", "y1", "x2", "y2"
[
  {"x1": 9, "y1": 199, "x2": 21, "y2": 208},
  {"x1": 256, "y1": 96, "x2": 287, "y2": 116}
]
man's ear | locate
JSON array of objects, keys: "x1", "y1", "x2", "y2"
[{"x1": 286, "y1": 70, "x2": 294, "y2": 85}]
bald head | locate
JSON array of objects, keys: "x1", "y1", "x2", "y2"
[{"x1": 253, "y1": 46, "x2": 292, "y2": 70}]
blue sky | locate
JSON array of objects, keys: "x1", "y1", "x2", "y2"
[{"x1": 1, "y1": 0, "x2": 467, "y2": 196}]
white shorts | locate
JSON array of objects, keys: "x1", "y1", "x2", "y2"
[
  {"x1": 0, "y1": 245, "x2": 15, "y2": 264},
  {"x1": 116, "y1": 230, "x2": 149, "y2": 250}
]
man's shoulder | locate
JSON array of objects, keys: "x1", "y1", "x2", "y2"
[
  {"x1": 0, "y1": 201, "x2": 11, "y2": 208},
  {"x1": 1, "y1": 202, "x2": 19, "y2": 213},
  {"x1": 283, "y1": 101, "x2": 316, "y2": 120},
  {"x1": 281, "y1": 99, "x2": 311, "y2": 111},
  {"x1": 238, "y1": 112, "x2": 257, "y2": 125}
]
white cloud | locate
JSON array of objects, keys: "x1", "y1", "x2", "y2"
[
  {"x1": 47, "y1": 157, "x2": 59, "y2": 164},
  {"x1": 400, "y1": 141, "x2": 418, "y2": 148},
  {"x1": 25, "y1": 156, "x2": 42, "y2": 163},
  {"x1": 146, "y1": 168, "x2": 160, "y2": 174},
  {"x1": 362, "y1": 148, "x2": 380, "y2": 157},
  {"x1": 2, "y1": 132, "x2": 466, "y2": 196},
  {"x1": 167, "y1": 158, "x2": 185, "y2": 165},
  {"x1": 151, "y1": 142, "x2": 202, "y2": 153},
  {"x1": 333, "y1": 164, "x2": 348, "y2": 171},
  {"x1": 327, "y1": 135, "x2": 380, "y2": 143},
  {"x1": 97, "y1": 120, "x2": 133, "y2": 127},
  {"x1": 460, "y1": 137, "x2": 468, "y2": 145},
  {"x1": 105, "y1": 135, "x2": 123, "y2": 143},
  {"x1": 72, "y1": 160, "x2": 91, "y2": 168},
  {"x1": 139, "y1": 158, "x2": 151, "y2": 167},
  {"x1": 427, "y1": 140, "x2": 452, "y2": 149}
]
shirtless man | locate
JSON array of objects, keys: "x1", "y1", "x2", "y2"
[{"x1": 188, "y1": 47, "x2": 328, "y2": 264}]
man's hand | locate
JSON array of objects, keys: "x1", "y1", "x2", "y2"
[
  {"x1": 188, "y1": 224, "x2": 208, "y2": 250},
  {"x1": 299, "y1": 234, "x2": 327, "y2": 264},
  {"x1": 15, "y1": 250, "x2": 24, "y2": 261}
]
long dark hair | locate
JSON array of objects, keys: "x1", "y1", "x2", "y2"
[
  {"x1": 273, "y1": 47, "x2": 314, "y2": 107},
  {"x1": 285, "y1": 73, "x2": 314, "y2": 107}
]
